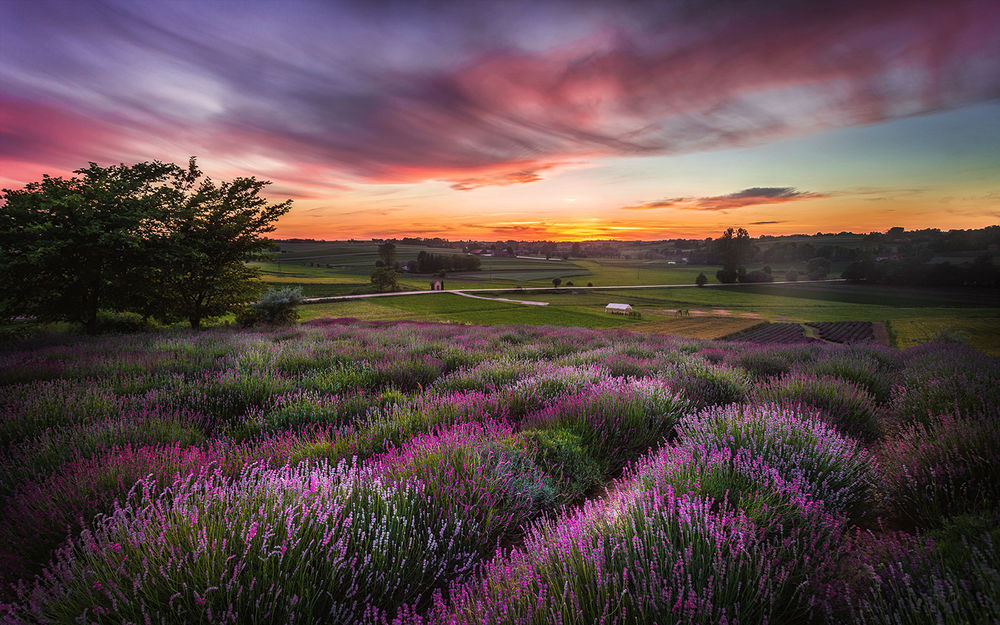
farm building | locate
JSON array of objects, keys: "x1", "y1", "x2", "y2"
[{"x1": 605, "y1": 303, "x2": 633, "y2": 314}]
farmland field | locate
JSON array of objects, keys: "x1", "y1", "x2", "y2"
[
  {"x1": 299, "y1": 281, "x2": 1000, "y2": 353},
  {"x1": 254, "y1": 242, "x2": 1000, "y2": 353},
  {"x1": 1, "y1": 320, "x2": 997, "y2": 623}
]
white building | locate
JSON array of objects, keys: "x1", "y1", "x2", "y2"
[{"x1": 605, "y1": 303, "x2": 633, "y2": 314}]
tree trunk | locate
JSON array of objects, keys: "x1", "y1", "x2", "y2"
[
  {"x1": 83, "y1": 295, "x2": 99, "y2": 335},
  {"x1": 189, "y1": 315, "x2": 201, "y2": 330}
]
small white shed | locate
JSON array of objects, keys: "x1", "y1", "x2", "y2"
[{"x1": 605, "y1": 303, "x2": 633, "y2": 314}]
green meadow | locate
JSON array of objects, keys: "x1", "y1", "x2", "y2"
[
  {"x1": 299, "y1": 280, "x2": 1000, "y2": 354},
  {"x1": 257, "y1": 241, "x2": 839, "y2": 296}
]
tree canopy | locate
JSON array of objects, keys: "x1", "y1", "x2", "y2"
[
  {"x1": 0, "y1": 158, "x2": 291, "y2": 331},
  {"x1": 714, "y1": 227, "x2": 752, "y2": 284}
]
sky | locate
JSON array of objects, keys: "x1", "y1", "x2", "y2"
[{"x1": 1, "y1": 0, "x2": 999, "y2": 241}]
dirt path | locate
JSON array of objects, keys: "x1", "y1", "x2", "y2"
[
  {"x1": 872, "y1": 321, "x2": 891, "y2": 346},
  {"x1": 452, "y1": 292, "x2": 549, "y2": 306}
]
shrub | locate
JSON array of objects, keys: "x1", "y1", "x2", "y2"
[
  {"x1": 629, "y1": 444, "x2": 830, "y2": 530},
  {"x1": 420, "y1": 485, "x2": 839, "y2": 624},
  {"x1": 795, "y1": 351, "x2": 893, "y2": 403},
  {"x1": 521, "y1": 377, "x2": 689, "y2": 474},
  {"x1": 0, "y1": 406, "x2": 206, "y2": 497},
  {"x1": 498, "y1": 366, "x2": 605, "y2": 419},
  {"x1": 888, "y1": 342, "x2": 1000, "y2": 426},
  {"x1": 237, "y1": 287, "x2": 303, "y2": 327},
  {"x1": 164, "y1": 368, "x2": 297, "y2": 428},
  {"x1": 678, "y1": 403, "x2": 880, "y2": 523},
  {"x1": 598, "y1": 353, "x2": 659, "y2": 378},
  {"x1": 0, "y1": 442, "x2": 236, "y2": 589},
  {"x1": 0, "y1": 380, "x2": 120, "y2": 448},
  {"x1": 727, "y1": 345, "x2": 816, "y2": 379},
  {"x1": 695, "y1": 347, "x2": 727, "y2": 364},
  {"x1": 298, "y1": 363, "x2": 380, "y2": 395},
  {"x1": 518, "y1": 428, "x2": 604, "y2": 502},
  {"x1": 662, "y1": 359, "x2": 752, "y2": 409},
  {"x1": 230, "y1": 390, "x2": 383, "y2": 436},
  {"x1": 627, "y1": 444, "x2": 851, "y2": 613},
  {"x1": 372, "y1": 354, "x2": 445, "y2": 391},
  {"x1": 878, "y1": 413, "x2": 1000, "y2": 528},
  {"x1": 849, "y1": 525, "x2": 1000, "y2": 624},
  {"x1": 94, "y1": 310, "x2": 154, "y2": 333},
  {"x1": 7, "y1": 463, "x2": 485, "y2": 624},
  {"x1": 370, "y1": 421, "x2": 557, "y2": 546},
  {"x1": 757, "y1": 372, "x2": 881, "y2": 442},
  {"x1": 430, "y1": 358, "x2": 541, "y2": 393}
]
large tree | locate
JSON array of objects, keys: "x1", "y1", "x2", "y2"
[
  {"x1": 0, "y1": 160, "x2": 194, "y2": 333},
  {"x1": 0, "y1": 158, "x2": 291, "y2": 331},
  {"x1": 714, "y1": 227, "x2": 752, "y2": 284},
  {"x1": 377, "y1": 241, "x2": 397, "y2": 268},
  {"x1": 147, "y1": 171, "x2": 292, "y2": 329}
]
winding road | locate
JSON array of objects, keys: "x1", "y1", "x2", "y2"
[{"x1": 302, "y1": 279, "x2": 846, "y2": 306}]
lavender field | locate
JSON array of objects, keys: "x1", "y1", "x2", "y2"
[{"x1": 1, "y1": 319, "x2": 998, "y2": 624}]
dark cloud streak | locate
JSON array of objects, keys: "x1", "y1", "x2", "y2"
[{"x1": 622, "y1": 187, "x2": 826, "y2": 211}]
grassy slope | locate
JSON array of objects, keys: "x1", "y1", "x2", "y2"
[{"x1": 299, "y1": 282, "x2": 1000, "y2": 351}]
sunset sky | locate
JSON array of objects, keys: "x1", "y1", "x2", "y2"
[{"x1": 2, "y1": 0, "x2": 999, "y2": 241}]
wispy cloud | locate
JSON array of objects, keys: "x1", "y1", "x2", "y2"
[
  {"x1": 620, "y1": 198, "x2": 688, "y2": 210},
  {"x1": 449, "y1": 163, "x2": 562, "y2": 191},
  {"x1": 685, "y1": 187, "x2": 827, "y2": 211},
  {"x1": 1, "y1": 0, "x2": 998, "y2": 192},
  {"x1": 622, "y1": 187, "x2": 826, "y2": 211}
]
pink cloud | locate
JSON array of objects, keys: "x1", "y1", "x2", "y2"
[{"x1": 1, "y1": 0, "x2": 998, "y2": 192}]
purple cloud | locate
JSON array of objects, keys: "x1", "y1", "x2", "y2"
[
  {"x1": 622, "y1": 187, "x2": 826, "y2": 211},
  {"x1": 1, "y1": 0, "x2": 999, "y2": 190}
]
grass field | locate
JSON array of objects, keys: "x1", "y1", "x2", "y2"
[
  {"x1": 300, "y1": 293, "x2": 632, "y2": 329},
  {"x1": 257, "y1": 240, "x2": 844, "y2": 298},
  {"x1": 299, "y1": 281, "x2": 1000, "y2": 353}
]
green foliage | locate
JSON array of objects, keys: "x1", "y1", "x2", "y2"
[
  {"x1": 807, "y1": 257, "x2": 831, "y2": 280},
  {"x1": 521, "y1": 428, "x2": 603, "y2": 502},
  {"x1": 696, "y1": 272, "x2": 708, "y2": 287},
  {"x1": 757, "y1": 373, "x2": 881, "y2": 442},
  {"x1": 665, "y1": 359, "x2": 752, "y2": 409},
  {"x1": 879, "y1": 414, "x2": 1000, "y2": 528},
  {"x1": 415, "y1": 251, "x2": 480, "y2": 273},
  {"x1": 377, "y1": 241, "x2": 397, "y2": 267},
  {"x1": 0, "y1": 158, "x2": 291, "y2": 332},
  {"x1": 237, "y1": 287, "x2": 304, "y2": 327},
  {"x1": 370, "y1": 266, "x2": 400, "y2": 292},
  {"x1": 716, "y1": 227, "x2": 751, "y2": 279},
  {"x1": 0, "y1": 160, "x2": 195, "y2": 333},
  {"x1": 799, "y1": 353, "x2": 894, "y2": 403},
  {"x1": 144, "y1": 172, "x2": 291, "y2": 329},
  {"x1": 93, "y1": 310, "x2": 156, "y2": 334}
]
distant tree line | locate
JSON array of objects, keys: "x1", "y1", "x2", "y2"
[
  {"x1": 0, "y1": 159, "x2": 291, "y2": 332},
  {"x1": 842, "y1": 255, "x2": 999, "y2": 287},
  {"x1": 278, "y1": 225, "x2": 1000, "y2": 265},
  {"x1": 414, "y1": 251, "x2": 481, "y2": 274}
]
